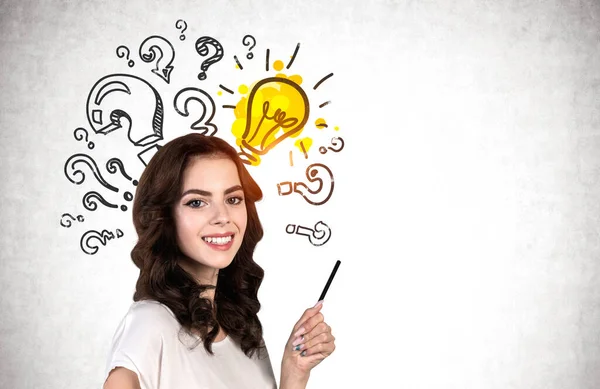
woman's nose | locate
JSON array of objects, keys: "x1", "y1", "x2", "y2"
[{"x1": 210, "y1": 202, "x2": 230, "y2": 225}]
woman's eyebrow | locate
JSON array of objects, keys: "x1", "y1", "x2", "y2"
[{"x1": 180, "y1": 185, "x2": 243, "y2": 198}]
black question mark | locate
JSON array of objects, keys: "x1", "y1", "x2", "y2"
[
  {"x1": 242, "y1": 35, "x2": 256, "y2": 60},
  {"x1": 73, "y1": 128, "x2": 95, "y2": 149},
  {"x1": 116, "y1": 45, "x2": 134, "y2": 67},
  {"x1": 176, "y1": 20, "x2": 187, "y2": 40},
  {"x1": 195, "y1": 36, "x2": 224, "y2": 81},
  {"x1": 106, "y1": 157, "x2": 138, "y2": 204}
]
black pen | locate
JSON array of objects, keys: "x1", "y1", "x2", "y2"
[{"x1": 318, "y1": 260, "x2": 341, "y2": 302}]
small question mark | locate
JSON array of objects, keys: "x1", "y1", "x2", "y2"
[
  {"x1": 83, "y1": 191, "x2": 129, "y2": 212},
  {"x1": 277, "y1": 163, "x2": 335, "y2": 206},
  {"x1": 60, "y1": 213, "x2": 85, "y2": 228},
  {"x1": 285, "y1": 221, "x2": 331, "y2": 246},
  {"x1": 73, "y1": 128, "x2": 95, "y2": 149},
  {"x1": 116, "y1": 45, "x2": 135, "y2": 67},
  {"x1": 80, "y1": 228, "x2": 124, "y2": 255},
  {"x1": 106, "y1": 157, "x2": 138, "y2": 203},
  {"x1": 195, "y1": 36, "x2": 224, "y2": 80},
  {"x1": 139, "y1": 35, "x2": 175, "y2": 84},
  {"x1": 242, "y1": 35, "x2": 256, "y2": 60},
  {"x1": 64, "y1": 153, "x2": 118, "y2": 192},
  {"x1": 176, "y1": 19, "x2": 187, "y2": 41},
  {"x1": 319, "y1": 137, "x2": 345, "y2": 154}
]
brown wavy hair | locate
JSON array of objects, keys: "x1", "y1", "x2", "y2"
[{"x1": 130, "y1": 133, "x2": 265, "y2": 357}]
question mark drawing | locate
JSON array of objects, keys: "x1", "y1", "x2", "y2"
[
  {"x1": 242, "y1": 35, "x2": 256, "y2": 60},
  {"x1": 106, "y1": 157, "x2": 137, "y2": 203},
  {"x1": 174, "y1": 87, "x2": 218, "y2": 136},
  {"x1": 319, "y1": 137, "x2": 345, "y2": 154},
  {"x1": 82, "y1": 191, "x2": 125, "y2": 211},
  {"x1": 60, "y1": 213, "x2": 85, "y2": 228},
  {"x1": 286, "y1": 221, "x2": 331, "y2": 246},
  {"x1": 195, "y1": 36, "x2": 224, "y2": 81},
  {"x1": 80, "y1": 228, "x2": 124, "y2": 255},
  {"x1": 116, "y1": 45, "x2": 134, "y2": 67},
  {"x1": 73, "y1": 128, "x2": 95, "y2": 149},
  {"x1": 139, "y1": 35, "x2": 175, "y2": 84},
  {"x1": 175, "y1": 19, "x2": 187, "y2": 40},
  {"x1": 64, "y1": 153, "x2": 118, "y2": 192},
  {"x1": 86, "y1": 74, "x2": 164, "y2": 165},
  {"x1": 277, "y1": 163, "x2": 335, "y2": 205}
]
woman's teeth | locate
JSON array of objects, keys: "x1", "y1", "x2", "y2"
[{"x1": 203, "y1": 236, "x2": 232, "y2": 245}]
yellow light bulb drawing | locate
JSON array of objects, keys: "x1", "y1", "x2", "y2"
[{"x1": 232, "y1": 77, "x2": 309, "y2": 165}]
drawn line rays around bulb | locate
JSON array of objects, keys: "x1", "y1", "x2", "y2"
[
  {"x1": 289, "y1": 151, "x2": 293, "y2": 166},
  {"x1": 219, "y1": 84, "x2": 234, "y2": 94},
  {"x1": 313, "y1": 73, "x2": 334, "y2": 90},
  {"x1": 319, "y1": 101, "x2": 331, "y2": 108},
  {"x1": 223, "y1": 105, "x2": 236, "y2": 109},
  {"x1": 286, "y1": 43, "x2": 300, "y2": 69},
  {"x1": 234, "y1": 56, "x2": 243, "y2": 70},
  {"x1": 266, "y1": 49, "x2": 270, "y2": 71},
  {"x1": 300, "y1": 141, "x2": 308, "y2": 159}
]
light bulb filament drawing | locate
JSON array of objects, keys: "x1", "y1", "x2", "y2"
[{"x1": 235, "y1": 77, "x2": 309, "y2": 165}]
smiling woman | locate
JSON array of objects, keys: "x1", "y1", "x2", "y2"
[{"x1": 102, "y1": 134, "x2": 335, "y2": 389}]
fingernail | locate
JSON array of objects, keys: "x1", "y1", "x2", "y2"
[
  {"x1": 293, "y1": 327, "x2": 305, "y2": 338},
  {"x1": 293, "y1": 344, "x2": 304, "y2": 351},
  {"x1": 314, "y1": 300, "x2": 324, "y2": 308},
  {"x1": 301, "y1": 350, "x2": 307, "y2": 357},
  {"x1": 292, "y1": 335, "x2": 304, "y2": 346}
]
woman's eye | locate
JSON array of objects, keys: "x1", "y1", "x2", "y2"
[
  {"x1": 186, "y1": 199, "x2": 205, "y2": 208},
  {"x1": 227, "y1": 196, "x2": 244, "y2": 205}
]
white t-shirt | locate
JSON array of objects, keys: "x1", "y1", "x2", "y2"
[{"x1": 103, "y1": 300, "x2": 277, "y2": 389}]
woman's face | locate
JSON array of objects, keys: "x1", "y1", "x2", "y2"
[{"x1": 173, "y1": 155, "x2": 248, "y2": 281}]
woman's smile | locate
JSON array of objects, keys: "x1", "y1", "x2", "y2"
[{"x1": 202, "y1": 233, "x2": 235, "y2": 250}]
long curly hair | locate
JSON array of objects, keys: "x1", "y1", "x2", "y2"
[{"x1": 130, "y1": 133, "x2": 265, "y2": 357}]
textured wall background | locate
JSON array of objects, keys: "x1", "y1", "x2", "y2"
[{"x1": 1, "y1": 0, "x2": 599, "y2": 388}]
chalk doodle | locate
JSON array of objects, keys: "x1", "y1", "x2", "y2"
[
  {"x1": 60, "y1": 213, "x2": 85, "y2": 228},
  {"x1": 73, "y1": 127, "x2": 95, "y2": 150},
  {"x1": 63, "y1": 23, "x2": 343, "y2": 257},
  {"x1": 106, "y1": 157, "x2": 138, "y2": 186},
  {"x1": 174, "y1": 87, "x2": 218, "y2": 136},
  {"x1": 277, "y1": 163, "x2": 334, "y2": 205},
  {"x1": 86, "y1": 73, "x2": 164, "y2": 166},
  {"x1": 222, "y1": 42, "x2": 337, "y2": 166},
  {"x1": 83, "y1": 191, "x2": 122, "y2": 211},
  {"x1": 242, "y1": 35, "x2": 256, "y2": 60},
  {"x1": 175, "y1": 19, "x2": 187, "y2": 41},
  {"x1": 286, "y1": 221, "x2": 331, "y2": 246},
  {"x1": 195, "y1": 36, "x2": 224, "y2": 80},
  {"x1": 64, "y1": 153, "x2": 118, "y2": 192},
  {"x1": 319, "y1": 137, "x2": 344, "y2": 154},
  {"x1": 106, "y1": 157, "x2": 137, "y2": 203},
  {"x1": 295, "y1": 138, "x2": 311, "y2": 159},
  {"x1": 139, "y1": 35, "x2": 175, "y2": 84},
  {"x1": 234, "y1": 77, "x2": 309, "y2": 166},
  {"x1": 116, "y1": 45, "x2": 135, "y2": 67},
  {"x1": 80, "y1": 228, "x2": 124, "y2": 255}
]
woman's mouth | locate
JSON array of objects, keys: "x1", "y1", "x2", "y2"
[{"x1": 202, "y1": 234, "x2": 234, "y2": 250}]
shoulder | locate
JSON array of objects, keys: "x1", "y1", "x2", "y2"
[
  {"x1": 104, "y1": 300, "x2": 178, "y2": 387},
  {"x1": 128, "y1": 300, "x2": 177, "y2": 323},
  {"x1": 113, "y1": 300, "x2": 179, "y2": 344}
]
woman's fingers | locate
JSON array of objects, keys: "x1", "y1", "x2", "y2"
[
  {"x1": 290, "y1": 301, "x2": 324, "y2": 339},
  {"x1": 291, "y1": 322, "x2": 332, "y2": 349},
  {"x1": 301, "y1": 340, "x2": 336, "y2": 360}
]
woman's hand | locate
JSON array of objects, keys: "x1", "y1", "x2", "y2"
[{"x1": 279, "y1": 301, "x2": 336, "y2": 389}]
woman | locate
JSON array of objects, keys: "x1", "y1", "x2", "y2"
[{"x1": 103, "y1": 133, "x2": 335, "y2": 389}]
